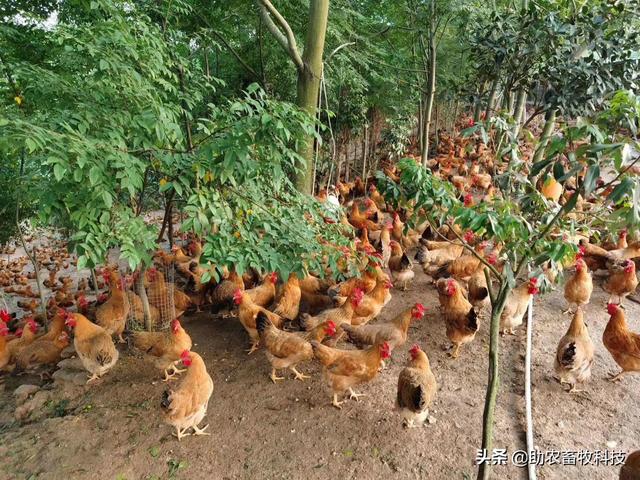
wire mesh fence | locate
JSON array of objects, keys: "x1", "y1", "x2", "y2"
[{"x1": 125, "y1": 262, "x2": 176, "y2": 333}]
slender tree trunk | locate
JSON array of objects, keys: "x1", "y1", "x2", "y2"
[
  {"x1": 477, "y1": 285, "x2": 510, "y2": 480},
  {"x1": 484, "y1": 77, "x2": 499, "y2": 120},
  {"x1": 295, "y1": 0, "x2": 329, "y2": 194},
  {"x1": 531, "y1": 109, "x2": 557, "y2": 164},
  {"x1": 421, "y1": 9, "x2": 437, "y2": 167},
  {"x1": 136, "y1": 266, "x2": 153, "y2": 331},
  {"x1": 512, "y1": 89, "x2": 527, "y2": 136}
]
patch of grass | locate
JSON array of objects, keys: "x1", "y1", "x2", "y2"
[
  {"x1": 167, "y1": 459, "x2": 187, "y2": 478},
  {"x1": 48, "y1": 399, "x2": 70, "y2": 418},
  {"x1": 148, "y1": 446, "x2": 160, "y2": 458}
]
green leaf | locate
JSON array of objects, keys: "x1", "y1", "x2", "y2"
[
  {"x1": 53, "y1": 163, "x2": 66, "y2": 181},
  {"x1": 608, "y1": 178, "x2": 633, "y2": 204},
  {"x1": 583, "y1": 164, "x2": 600, "y2": 196}
]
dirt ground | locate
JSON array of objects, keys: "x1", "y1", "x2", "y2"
[{"x1": 0, "y1": 263, "x2": 638, "y2": 480}]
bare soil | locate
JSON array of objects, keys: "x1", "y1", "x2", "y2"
[{"x1": 1, "y1": 265, "x2": 638, "y2": 480}]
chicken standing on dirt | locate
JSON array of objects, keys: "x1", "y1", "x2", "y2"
[
  {"x1": 554, "y1": 308, "x2": 594, "y2": 393},
  {"x1": 500, "y1": 278, "x2": 539, "y2": 335},
  {"x1": 436, "y1": 278, "x2": 478, "y2": 358},
  {"x1": 210, "y1": 269, "x2": 244, "y2": 316},
  {"x1": 388, "y1": 241, "x2": 415, "y2": 290},
  {"x1": 272, "y1": 273, "x2": 301, "y2": 321},
  {"x1": 396, "y1": 344, "x2": 437, "y2": 428},
  {"x1": 256, "y1": 312, "x2": 335, "y2": 383},
  {"x1": 131, "y1": 318, "x2": 193, "y2": 381},
  {"x1": 342, "y1": 303, "x2": 426, "y2": 352},
  {"x1": 563, "y1": 258, "x2": 593, "y2": 314},
  {"x1": 246, "y1": 272, "x2": 278, "y2": 307},
  {"x1": 311, "y1": 340, "x2": 391, "y2": 409},
  {"x1": 603, "y1": 303, "x2": 640, "y2": 382},
  {"x1": 603, "y1": 259, "x2": 639, "y2": 305},
  {"x1": 161, "y1": 350, "x2": 213, "y2": 441},
  {"x1": 7, "y1": 318, "x2": 39, "y2": 361},
  {"x1": 15, "y1": 331, "x2": 70, "y2": 371},
  {"x1": 66, "y1": 312, "x2": 119, "y2": 383},
  {"x1": 96, "y1": 268, "x2": 129, "y2": 343},
  {"x1": 234, "y1": 289, "x2": 284, "y2": 354}
]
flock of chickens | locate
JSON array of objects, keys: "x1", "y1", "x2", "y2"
[{"x1": 1, "y1": 133, "x2": 640, "y2": 452}]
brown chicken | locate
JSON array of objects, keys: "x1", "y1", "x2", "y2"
[
  {"x1": 161, "y1": 350, "x2": 213, "y2": 440},
  {"x1": 234, "y1": 289, "x2": 283, "y2": 354},
  {"x1": 246, "y1": 272, "x2": 278, "y2": 307},
  {"x1": 342, "y1": 303, "x2": 426, "y2": 352},
  {"x1": 436, "y1": 278, "x2": 478, "y2": 358},
  {"x1": 0, "y1": 321, "x2": 10, "y2": 371},
  {"x1": 603, "y1": 303, "x2": 640, "y2": 382},
  {"x1": 620, "y1": 450, "x2": 640, "y2": 480},
  {"x1": 299, "y1": 291, "x2": 358, "y2": 331},
  {"x1": 348, "y1": 202, "x2": 380, "y2": 231},
  {"x1": 256, "y1": 312, "x2": 335, "y2": 383},
  {"x1": 388, "y1": 241, "x2": 414, "y2": 290},
  {"x1": 145, "y1": 268, "x2": 192, "y2": 320},
  {"x1": 273, "y1": 273, "x2": 301, "y2": 321},
  {"x1": 95, "y1": 268, "x2": 129, "y2": 343},
  {"x1": 132, "y1": 319, "x2": 193, "y2": 380},
  {"x1": 563, "y1": 258, "x2": 593, "y2": 313},
  {"x1": 430, "y1": 241, "x2": 489, "y2": 281},
  {"x1": 210, "y1": 269, "x2": 245, "y2": 316},
  {"x1": 396, "y1": 344, "x2": 438, "y2": 428},
  {"x1": 15, "y1": 331, "x2": 70, "y2": 370},
  {"x1": 327, "y1": 265, "x2": 380, "y2": 301},
  {"x1": 126, "y1": 290, "x2": 161, "y2": 328},
  {"x1": 7, "y1": 318, "x2": 39, "y2": 361},
  {"x1": 310, "y1": 340, "x2": 391, "y2": 409},
  {"x1": 351, "y1": 280, "x2": 392, "y2": 326},
  {"x1": 66, "y1": 312, "x2": 119, "y2": 383},
  {"x1": 415, "y1": 241, "x2": 464, "y2": 270},
  {"x1": 603, "y1": 259, "x2": 639, "y2": 304},
  {"x1": 468, "y1": 269, "x2": 490, "y2": 313},
  {"x1": 500, "y1": 278, "x2": 539, "y2": 335},
  {"x1": 554, "y1": 308, "x2": 594, "y2": 393}
]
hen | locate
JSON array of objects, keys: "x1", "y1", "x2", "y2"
[
  {"x1": 388, "y1": 241, "x2": 414, "y2": 290},
  {"x1": 342, "y1": 303, "x2": 426, "y2": 352},
  {"x1": 246, "y1": 272, "x2": 278, "y2": 307},
  {"x1": 563, "y1": 258, "x2": 593, "y2": 314},
  {"x1": 256, "y1": 312, "x2": 335, "y2": 383},
  {"x1": 234, "y1": 289, "x2": 283, "y2": 354},
  {"x1": 603, "y1": 259, "x2": 638, "y2": 305},
  {"x1": 272, "y1": 273, "x2": 301, "y2": 321},
  {"x1": 310, "y1": 340, "x2": 391, "y2": 409},
  {"x1": 500, "y1": 278, "x2": 538, "y2": 335},
  {"x1": 95, "y1": 268, "x2": 129, "y2": 343},
  {"x1": 161, "y1": 350, "x2": 213, "y2": 440},
  {"x1": 396, "y1": 344, "x2": 438, "y2": 428},
  {"x1": 603, "y1": 303, "x2": 640, "y2": 382},
  {"x1": 436, "y1": 278, "x2": 478, "y2": 358},
  {"x1": 0, "y1": 321, "x2": 10, "y2": 371},
  {"x1": 131, "y1": 319, "x2": 193, "y2": 381},
  {"x1": 15, "y1": 331, "x2": 70, "y2": 371},
  {"x1": 66, "y1": 312, "x2": 119, "y2": 383},
  {"x1": 554, "y1": 308, "x2": 594, "y2": 393}
]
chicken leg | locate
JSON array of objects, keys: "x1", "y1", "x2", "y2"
[
  {"x1": 270, "y1": 368, "x2": 285, "y2": 383},
  {"x1": 348, "y1": 388, "x2": 366, "y2": 401},
  {"x1": 192, "y1": 424, "x2": 210, "y2": 436},
  {"x1": 290, "y1": 366, "x2": 310, "y2": 381},
  {"x1": 609, "y1": 371, "x2": 627, "y2": 382},
  {"x1": 332, "y1": 393, "x2": 344, "y2": 409}
]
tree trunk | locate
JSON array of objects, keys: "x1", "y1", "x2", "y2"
[
  {"x1": 484, "y1": 77, "x2": 499, "y2": 120},
  {"x1": 420, "y1": 8, "x2": 437, "y2": 167},
  {"x1": 511, "y1": 89, "x2": 527, "y2": 136},
  {"x1": 531, "y1": 109, "x2": 557, "y2": 164},
  {"x1": 477, "y1": 285, "x2": 510, "y2": 480},
  {"x1": 295, "y1": 0, "x2": 329, "y2": 194},
  {"x1": 136, "y1": 266, "x2": 153, "y2": 331}
]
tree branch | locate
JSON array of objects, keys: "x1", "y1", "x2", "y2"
[{"x1": 256, "y1": 0, "x2": 304, "y2": 71}]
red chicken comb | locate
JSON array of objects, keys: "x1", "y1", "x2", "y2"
[
  {"x1": 180, "y1": 350, "x2": 192, "y2": 367},
  {"x1": 607, "y1": 303, "x2": 619, "y2": 316},
  {"x1": 412, "y1": 303, "x2": 426, "y2": 318},
  {"x1": 0, "y1": 309, "x2": 10, "y2": 323},
  {"x1": 409, "y1": 344, "x2": 421, "y2": 358}
]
